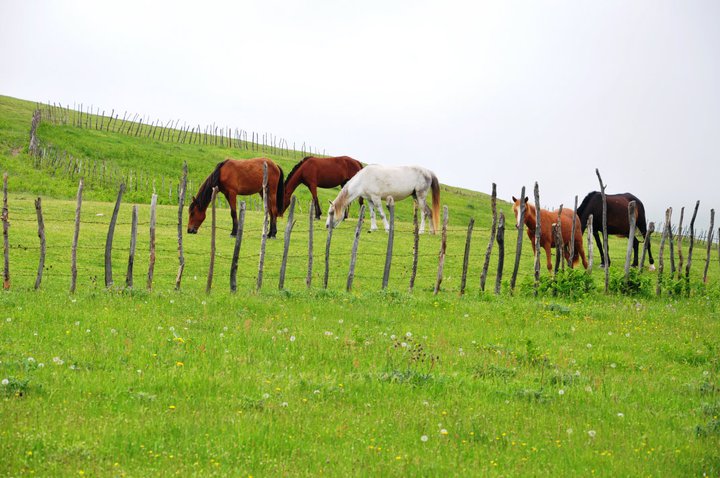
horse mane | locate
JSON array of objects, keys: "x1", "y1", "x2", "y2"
[
  {"x1": 285, "y1": 156, "x2": 313, "y2": 185},
  {"x1": 192, "y1": 160, "x2": 227, "y2": 212},
  {"x1": 333, "y1": 185, "x2": 350, "y2": 215}
]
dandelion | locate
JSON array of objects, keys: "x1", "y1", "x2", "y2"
[
  {"x1": 566, "y1": 428, "x2": 573, "y2": 435},
  {"x1": 281, "y1": 402, "x2": 288, "y2": 407},
  {"x1": 610, "y1": 363, "x2": 617, "y2": 369},
  {"x1": 585, "y1": 386, "x2": 593, "y2": 393},
  {"x1": 1, "y1": 378, "x2": 8, "y2": 386},
  {"x1": 440, "y1": 429, "x2": 448, "y2": 436},
  {"x1": 588, "y1": 430, "x2": 596, "y2": 438},
  {"x1": 169, "y1": 405, "x2": 176, "y2": 410},
  {"x1": 421, "y1": 435, "x2": 429, "y2": 442},
  {"x1": 617, "y1": 412, "x2": 624, "y2": 418},
  {"x1": 262, "y1": 393, "x2": 270, "y2": 399},
  {"x1": 558, "y1": 389, "x2": 565, "y2": 396},
  {"x1": 201, "y1": 301, "x2": 206, "y2": 306},
  {"x1": 176, "y1": 361, "x2": 184, "y2": 367},
  {"x1": 324, "y1": 331, "x2": 333, "y2": 336},
  {"x1": 703, "y1": 370, "x2": 710, "y2": 376},
  {"x1": 27, "y1": 357, "x2": 35, "y2": 363},
  {"x1": 52, "y1": 357, "x2": 64, "y2": 365},
  {"x1": 37, "y1": 363, "x2": 44, "y2": 368},
  {"x1": 401, "y1": 342, "x2": 408, "y2": 348},
  {"x1": 290, "y1": 335, "x2": 296, "y2": 342},
  {"x1": 406, "y1": 332, "x2": 412, "y2": 338},
  {"x1": 313, "y1": 390, "x2": 320, "y2": 395},
  {"x1": 390, "y1": 334, "x2": 397, "y2": 340},
  {"x1": 586, "y1": 343, "x2": 592, "y2": 349},
  {"x1": 338, "y1": 319, "x2": 344, "y2": 324}
]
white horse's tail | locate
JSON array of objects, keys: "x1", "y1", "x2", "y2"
[{"x1": 430, "y1": 173, "x2": 440, "y2": 234}]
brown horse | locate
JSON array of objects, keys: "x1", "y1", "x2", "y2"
[
  {"x1": 282, "y1": 156, "x2": 363, "y2": 219},
  {"x1": 188, "y1": 157, "x2": 284, "y2": 238},
  {"x1": 512, "y1": 197, "x2": 588, "y2": 271}
]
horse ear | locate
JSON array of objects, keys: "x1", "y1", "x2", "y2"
[
  {"x1": 524, "y1": 196, "x2": 529, "y2": 203},
  {"x1": 328, "y1": 200, "x2": 334, "y2": 206},
  {"x1": 512, "y1": 196, "x2": 517, "y2": 202}
]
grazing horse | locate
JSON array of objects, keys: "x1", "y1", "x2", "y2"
[
  {"x1": 187, "y1": 157, "x2": 284, "y2": 238},
  {"x1": 512, "y1": 196, "x2": 588, "y2": 271},
  {"x1": 326, "y1": 164, "x2": 441, "y2": 234},
  {"x1": 282, "y1": 156, "x2": 364, "y2": 218},
  {"x1": 577, "y1": 192, "x2": 654, "y2": 269}
]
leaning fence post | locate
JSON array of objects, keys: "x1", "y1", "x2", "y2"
[
  {"x1": 639, "y1": 222, "x2": 655, "y2": 271},
  {"x1": 206, "y1": 187, "x2": 218, "y2": 294},
  {"x1": 586, "y1": 215, "x2": 594, "y2": 274},
  {"x1": 624, "y1": 200, "x2": 637, "y2": 280},
  {"x1": 510, "y1": 186, "x2": 526, "y2": 293},
  {"x1": 553, "y1": 222, "x2": 563, "y2": 276},
  {"x1": 433, "y1": 206, "x2": 449, "y2": 295},
  {"x1": 126, "y1": 205, "x2": 138, "y2": 288},
  {"x1": 480, "y1": 183, "x2": 497, "y2": 292},
  {"x1": 657, "y1": 208, "x2": 672, "y2": 296},
  {"x1": 460, "y1": 217, "x2": 474, "y2": 296},
  {"x1": 230, "y1": 201, "x2": 246, "y2": 292},
  {"x1": 495, "y1": 212, "x2": 505, "y2": 295},
  {"x1": 175, "y1": 162, "x2": 187, "y2": 290},
  {"x1": 595, "y1": 169, "x2": 609, "y2": 293},
  {"x1": 409, "y1": 202, "x2": 420, "y2": 292},
  {"x1": 533, "y1": 183, "x2": 541, "y2": 295},
  {"x1": 569, "y1": 195, "x2": 578, "y2": 268},
  {"x1": 256, "y1": 162, "x2": 269, "y2": 291},
  {"x1": 684, "y1": 200, "x2": 700, "y2": 294},
  {"x1": 676, "y1": 207, "x2": 685, "y2": 280},
  {"x1": 2, "y1": 173, "x2": 8, "y2": 290},
  {"x1": 70, "y1": 178, "x2": 83, "y2": 293},
  {"x1": 703, "y1": 209, "x2": 714, "y2": 284},
  {"x1": 147, "y1": 193, "x2": 158, "y2": 291},
  {"x1": 105, "y1": 183, "x2": 126, "y2": 288},
  {"x1": 279, "y1": 196, "x2": 297, "y2": 290},
  {"x1": 307, "y1": 202, "x2": 315, "y2": 288},
  {"x1": 382, "y1": 197, "x2": 395, "y2": 290},
  {"x1": 34, "y1": 197, "x2": 45, "y2": 290},
  {"x1": 346, "y1": 204, "x2": 366, "y2": 292},
  {"x1": 324, "y1": 207, "x2": 334, "y2": 289}
]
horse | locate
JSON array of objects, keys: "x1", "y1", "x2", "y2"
[
  {"x1": 326, "y1": 164, "x2": 441, "y2": 234},
  {"x1": 577, "y1": 192, "x2": 654, "y2": 269},
  {"x1": 282, "y1": 156, "x2": 364, "y2": 219},
  {"x1": 187, "y1": 157, "x2": 284, "y2": 238},
  {"x1": 512, "y1": 196, "x2": 588, "y2": 271}
]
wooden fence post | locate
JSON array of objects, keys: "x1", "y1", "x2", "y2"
[
  {"x1": 256, "y1": 163, "x2": 269, "y2": 291},
  {"x1": 34, "y1": 197, "x2": 45, "y2": 290},
  {"x1": 569, "y1": 195, "x2": 578, "y2": 268},
  {"x1": 2, "y1": 173, "x2": 8, "y2": 290},
  {"x1": 147, "y1": 193, "x2": 158, "y2": 291},
  {"x1": 175, "y1": 162, "x2": 187, "y2": 290},
  {"x1": 586, "y1": 215, "x2": 594, "y2": 274},
  {"x1": 307, "y1": 202, "x2": 315, "y2": 289},
  {"x1": 230, "y1": 201, "x2": 246, "y2": 292},
  {"x1": 703, "y1": 209, "x2": 715, "y2": 284},
  {"x1": 639, "y1": 222, "x2": 655, "y2": 271},
  {"x1": 70, "y1": 178, "x2": 83, "y2": 293},
  {"x1": 409, "y1": 203, "x2": 420, "y2": 292},
  {"x1": 676, "y1": 207, "x2": 685, "y2": 279},
  {"x1": 553, "y1": 223, "x2": 563, "y2": 276},
  {"x1": 533, "y1": 183, "x2": 541, "y2": 295},
  {"x1": 324, "y1": 207, "x2": 334, "y2": 289},
  {"x1": 433, "y1": 205, "x2": 449, "y2": 295},
  {"x1": 460, "y1": 217, "x2": 474, "y2": 295},
  {"x1": 684, "y1": 200, "x2": 700, "y2": 294},
  {"x1": 29, "y1": 109, "x2": 41, "y2": 156},
  {"x1": 480, "y1": 183, "x2": 497, "y2": 292},
  {"x1": 495, "y1": 212, "x2": 505, "y2": 295},
  {"x1": 657, "y1": 208, "x2": 672, "y2": 296},
  {"x1": 346, "y1": 204, "x2": 366, "y2": 292},
  {"x1": 126, "y1": 205, "x2": 138, "y2": 288},
  {"x1": 105, "y1": 183, "x2": 126, "y2": 288},
  {"x1": 382, "y1": 197, "x2": 396, "y2": 290},
  {"x1": 624, "y1": 200, "x2": 637, "y2": 280},
  {"x1": 595, "y1": 169, "x2": 609, "y2": 293},
  {"x1": 279, "y1": 196, "x2": 297, "y2": 290},
  {"x1": 510, "y1": 186, "x2": 526, "y2": 293},
  {"x1": 206, "y1": 187, "x2": 218, "y2": 294}
]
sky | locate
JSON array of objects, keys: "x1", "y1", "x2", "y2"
[{"x1": 2, "y1": 0, "x2": 719, "y2": 232}]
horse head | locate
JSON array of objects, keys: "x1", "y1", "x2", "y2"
[
  {"x1": 187, "y1": 196, "x2": 206, "y2": 234},
  {"x1": 511, "y1": 196, "x2": 530, "y2": 228},
  {"x1": 325, "y1": 200, "x2": 344, "y2": 229}
]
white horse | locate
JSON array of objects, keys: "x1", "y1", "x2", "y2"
[{"x1": 326, "y1": 164, "x2": 441, "y2": 233}]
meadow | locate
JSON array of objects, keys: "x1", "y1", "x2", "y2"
[{"x1": 1, "y1": 95, "x2": 719, "y2": 476}]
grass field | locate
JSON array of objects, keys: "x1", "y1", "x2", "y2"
[{"x1": 1, "y1": 95, "x2": 719, "y2": 476}]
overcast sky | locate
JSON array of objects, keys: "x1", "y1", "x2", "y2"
[{"x1": 2, "y1": 0, "x2": 719, "y2": 231}]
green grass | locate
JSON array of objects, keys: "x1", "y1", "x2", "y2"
[{"x1": 1, "y1": 94, "x2": 719, "y2": 476}]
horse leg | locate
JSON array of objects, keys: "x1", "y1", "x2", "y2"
[
  {"x1": 416, "y1": 195, "x2": 427, "y2": 234},
  {"x1": 368, "y1": 199, "x2": 378, "y2": 232},
  {"x1": 373, "y1": 196, "x2": 390, "y2": 232},
  {"x1": 544, "y1": 243, "x2": 553, "y2": 272},
  {"x1": 593, "y1": 229, "x2": 607, "y2": 267},
  {"x1": 226, "y1": 191, "x2": 238, "y2": 236},
  {"x1": 577, "y1": 238, "x2": 588, "y2": 269},
  {"x1": 309, "y1": 185, "x2": 322, "y2": 219},
  {"x1": 632, "y1": 237, "x2": 640, "y2": 267}
]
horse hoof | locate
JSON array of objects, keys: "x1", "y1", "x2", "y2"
[{"x1": 648, "y1": 264, "x2": 656, "y2": 272}]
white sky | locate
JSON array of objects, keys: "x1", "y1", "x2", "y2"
[{"x1": 2, "y1": 0, "x2": 719, "y2": 231}]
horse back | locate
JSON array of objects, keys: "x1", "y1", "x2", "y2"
[{"x1": 221, "y1": 157, "x2": 281, "y2": 195}]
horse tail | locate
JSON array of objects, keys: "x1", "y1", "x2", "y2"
[
  {"x1": 430, "y1": 173, "x2": 441, "y2": 233},
  {"x1": 275, "y1": 165, "x2": 285, "y2": 217}
]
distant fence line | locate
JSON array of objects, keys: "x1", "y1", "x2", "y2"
[{"x1": 2, "y1": 170, "x2": 719, "y2": 297}]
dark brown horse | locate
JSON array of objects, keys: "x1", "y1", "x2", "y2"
[
  {"x1": 577, "y1": 192, "x2": 654, "y2": 269},
  {"x1": 513, "y1": 197, "x2": 588, "y2": 271},
  {"x1": 188, "y1": 157, "x2": 284, "y2": 238},
  {"x1": 282, "y1": 156, "x2": 363, "y2": 218}
]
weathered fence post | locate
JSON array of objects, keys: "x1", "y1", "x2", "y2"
[
  {"x1": 206, "y1": 187, "x2": 218, "y2": 294},
  {"x1": 595, "y1": 169, "x2": 609, "y2": 293},
  {"x1": 433, "y1": 206, "x2": 449, "y2": 295},
  {"x1": 624, "y1": 200, "x2": 637, "y2": 280},
  {"x1": 676, "y1": 207, "x2": 685, "y2": 279},
  {"x1": 324, "y1": 207, "x2": 334, "y2": 289},
  {"x1": 2, "y1": 173, "x2": 8, "y2": 290},
  {"x1": 29, "y1": 109, "x2": 41, "y2": 156},
  {"x1": 409, "y1": 203, "x2": 420, "y2": 292},
  {"x1": 230, "y1": 201, "x2": 246, "y2": 292},
  {"x1": 175, "y1": 162, "x2": 187, "y2": 290},
  {"x1": 639, "y1": 222, "x2": 655, "y2": 271},
  {"x1": 279, "y1": 196, "x2": 297, "y2": 290},
  {"x1": 125, "y1": 205, "x2": 138, "y2": 288},
  {"x1": 510, "y1": 186, "x2": 526, "y2": 293},
  {"x1": 684, "y1": 200, "x2": 700, "y2": 294},
  {"x1": 703, "y1": 209, "x2": 715, "y2": 284},
  {"x1": 460, "y1": 217, "x2": 474, "y2": 296},
  {"x1": 105, "y1": 183, "x2": 126, "y2": 288},
  {"x1": 569, "y1": 195, "x2": 578, "y2": 268},
  {"x1": 70, "y1": 178, "x2": 83, "y2": 293},
  {"x1": 346, "y1": 204, "x2": 366, "y2": 292},
  {"x1": 553, "y1": 222, "x2": 563, "y2": 276},
  {"x1": 657, "y1": 208, "x2": 672, "y2": 296},
  {"x1": 533, "y1": 183, "x2": 541, "y2": 295},
  {"x1": 147, "y1": 193, "x2": 158, "y2": 291},
  {"x1": 586, "y1": 215, "x2": 594, "y2": 274},
  {"x1": 307, "y1": 202, "x2": 315, "y2": 288},
  {"x1": 495, "y1": 212, "x2": 505, "y2": 295},
  {"x1": 256, "y1": 163, "x2": 269, "y2": 291},
  {"x1": 480, "y1": 183, "x2": 497, "y2": 292},
  {"x1": 382, "y1": 197, "x2": 395, "y2": 290},
  {"x1": 34, "y1": 197, "x2": 45, "y2": 290}
]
